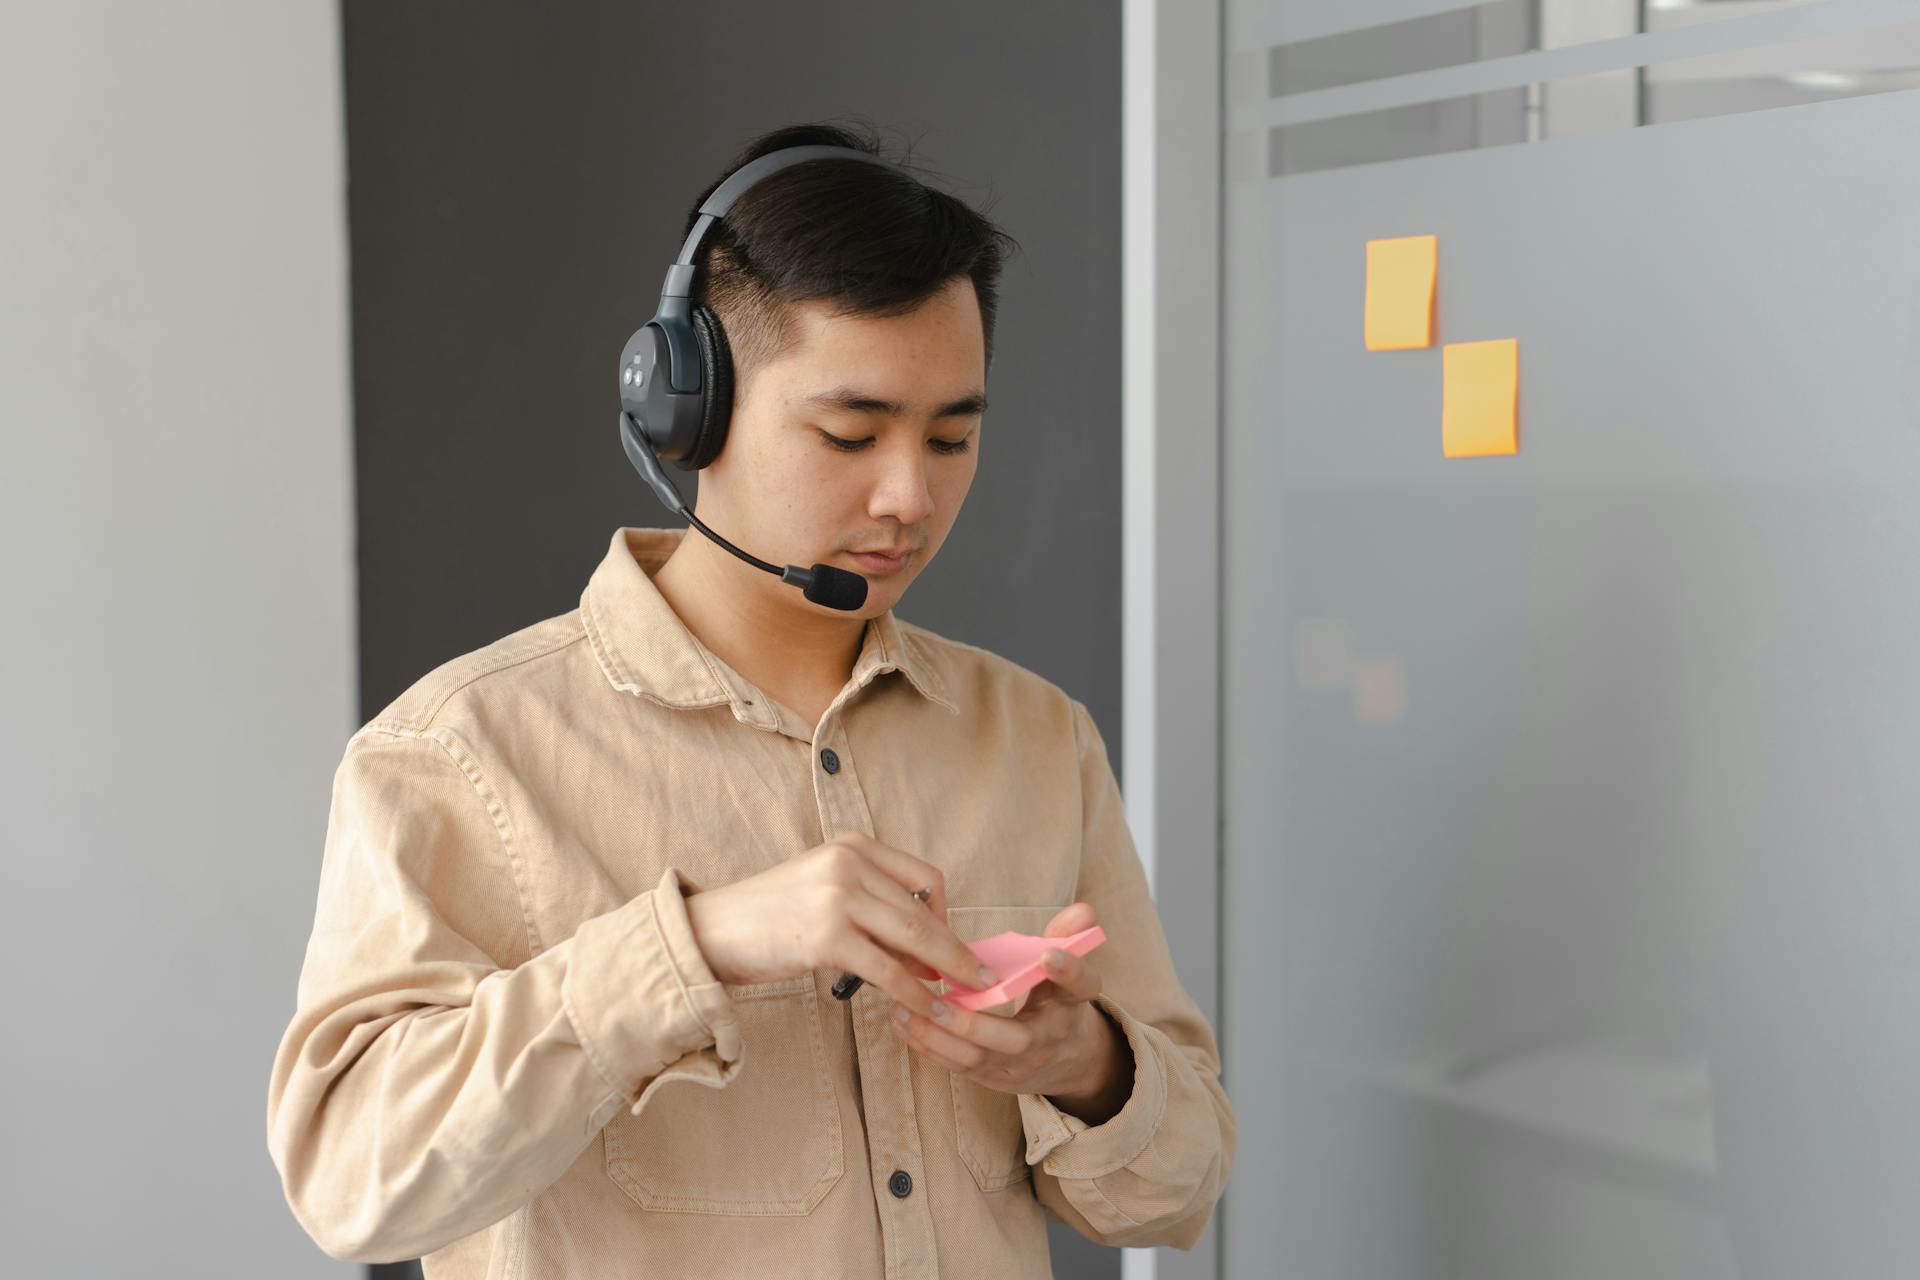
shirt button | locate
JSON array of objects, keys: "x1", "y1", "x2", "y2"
[
  {"x1": 820, "y1": 747, "x2": 841, "y2": 774},
  {"x1": 888, "y1": 1169, "x2": 913, "y2": 1198}
]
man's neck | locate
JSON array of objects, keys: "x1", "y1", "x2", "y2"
[{"x1": 649, "y1": 524, "x2": 868, "y2": 718}]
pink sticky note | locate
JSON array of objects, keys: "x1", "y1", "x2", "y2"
[{"x1": 935, "y1": 924, "x2": 1107, "y2": 1012}]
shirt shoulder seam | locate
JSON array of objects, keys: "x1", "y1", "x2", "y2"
[
  {"x1": 899, "y1": 619, "x2": 1071, "y2": 699},
  {"x1": 377, "y1": 617, "x2": 588, "y2": 734},
  {"x1": 352, "y1": 721, "x2": 546, "y2": 960}
]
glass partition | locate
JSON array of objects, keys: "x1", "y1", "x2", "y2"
[{"x1": 1220, "y1": 2, "x2": 1920, "y2": 1276}]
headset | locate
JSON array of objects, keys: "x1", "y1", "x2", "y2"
[{"x1": 616, "y1": 144, "x2": 912, "y2": 612}]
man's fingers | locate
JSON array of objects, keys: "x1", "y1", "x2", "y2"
[
  {"x1": 845, "y1": 885, "x2": 994, "y2": 994},
  {"x1": 1029, "y1": 947, "x2": 1103, "y2": 1003},
  {"x1": 1043, "y1": 901, "x2": 1098, "y2": 937},
  {"x1": 839, "y1": 935, "x2": 945, "y2": 1019},
  {"x1": 867, "y1": 937, "x2": 942, "y2": 982},
  {"x1": 894, "y1": 996, "x2": 1030, "y2": 1057},
  {"x1": 828, "y1": 833, "x2": 1001, "y2": 990},
  {"x1": 835, "y1": 832, "x2": 948, "y2": 923},
  {"x1": 856, "y1": 890, "x2": 998, "y2": 990},
  {"x1": 1030, "y1": 903, "x2": 1101, "y2": 1000},
  {"x1": 851, "y1": 863, "x2": 945, "y2": 980}
]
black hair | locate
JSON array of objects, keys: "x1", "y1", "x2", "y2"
[{"x1": 683, "y1": 119, "x2": 1020, "y2": 399}]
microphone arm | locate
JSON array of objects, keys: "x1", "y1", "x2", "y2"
[{"x1": 619, "y1": 412, "x2": 870, "y2": 611}]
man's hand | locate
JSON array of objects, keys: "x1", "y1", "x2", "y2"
[
  {"x1": 887, "y1": 901, "x2": 1135, "y2": 1125},
  {"x1": 683, "y1": 832, "x2": 995, "y2": 1027}
]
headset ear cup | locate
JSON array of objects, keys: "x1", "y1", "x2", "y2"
[{"x1": 686, "y1": 305, "x2": 735, "y2": 470}]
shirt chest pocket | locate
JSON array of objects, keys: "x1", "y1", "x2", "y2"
[
  {"x1": 942, "y1": 904, "x2": 1064, "y2": 1193},
  {"x1": 603, "y1": 971, "x2": 845, "y2": 1215}
]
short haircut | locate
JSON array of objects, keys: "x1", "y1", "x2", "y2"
[{"x1": 683, "y1": 119, "x2": 1021, "y2": 402}]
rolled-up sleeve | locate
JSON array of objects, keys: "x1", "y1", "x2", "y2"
[
  {"x1": 1017, "y1": 699, "x2": 1236, "y2": 1250},
  {"x1": 265, "y1": 725, "x2": 740, "y2": 1264}
]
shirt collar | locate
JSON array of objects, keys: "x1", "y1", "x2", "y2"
[{"x1": 580, "y1": 526, "x2": 959, "y2": 725}]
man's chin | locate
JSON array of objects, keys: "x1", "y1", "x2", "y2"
[{"x1": 830, "y1": 568, "x2": 912, "y2": 617}]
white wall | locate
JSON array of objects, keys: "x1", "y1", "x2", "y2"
[{"x1": 0, "y1": 3, "x2": 356, "y2": 1274}]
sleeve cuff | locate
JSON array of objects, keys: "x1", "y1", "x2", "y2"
[
  {"x1": 562, "y1": 865, "x2": 741, "y2": 1107},
  {"x1": 1018, "y1": 993, "x2": 1168, "y2": 1177}
]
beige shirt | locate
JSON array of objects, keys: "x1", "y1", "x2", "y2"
[{"x1": 266, "y1": 526, "x2": 1234, "y2": 1278}]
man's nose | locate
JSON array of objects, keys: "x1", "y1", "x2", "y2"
[{"x1": 871, "y1": 441, "x2": 935, "y2": 525}]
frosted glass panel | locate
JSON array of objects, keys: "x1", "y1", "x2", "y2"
[
  {"x1": 1242, "y1": 3, "x2": 1920, "y2": 175},
  {"x1": 1218, "y1": 6, "x2": 1920, "y2": 1272}
]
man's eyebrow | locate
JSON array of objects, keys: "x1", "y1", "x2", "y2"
[{"x1": 801, "y1": 385, "x2": 989, "y2": 419}]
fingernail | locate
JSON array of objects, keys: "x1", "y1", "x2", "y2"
[
  {"x1": 931, "y1": 999, "x2": 952, "y2": 1021},
  {"x1": 1046, "y1": 949, "x2": 1067, "y2": 967},
  {"x1": 892, "y1": 1004, "x2": 911, "y2": 1025},
  {"x1": 977, "y1": 966, "x2": 996, "y2": 987}
]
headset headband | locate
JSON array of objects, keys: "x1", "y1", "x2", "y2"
[{"x1": 658, "y1": 145, "x2": 900, "y2": 302}]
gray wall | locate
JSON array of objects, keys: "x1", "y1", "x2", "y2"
[
  {"x1": 339, "y1": 3, "x2": 1123, "y2": 1277},
  {"x1": 1222, "y1": 2, "x2": 1920, "y2": 1275},
  {"x1": 0, "y1": 3, "x2": 356, "y2": 1277}
]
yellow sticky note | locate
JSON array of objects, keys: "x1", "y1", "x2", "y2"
[
  {"x1": 1442, "y1": 338, "x2": 1519, "y2": 458},
  {"x1": 1364, "y1": 235, "x2": 1437, "y2": 350}
]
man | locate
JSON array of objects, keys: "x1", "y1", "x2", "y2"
[{"x1": 266, "y1": 122, "x2": 1234, "y2": 1279}]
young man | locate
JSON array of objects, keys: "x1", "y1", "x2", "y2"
[{"x1": 267, "y1": 123, "x2": 1234, "y2": 1278}]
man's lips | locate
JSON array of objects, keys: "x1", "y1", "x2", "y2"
[{"x1": 846, "y1": 547, "x2": 913, "y2": 572}]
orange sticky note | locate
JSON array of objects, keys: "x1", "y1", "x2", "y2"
[
  {"x1": 1442, "y1": 339, "x2": 1518, "y2": 458},
  {"x1": 1364, "y1": 235, "x2": 1437, "y2": 350}
]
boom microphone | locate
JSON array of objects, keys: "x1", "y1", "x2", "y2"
[{"x1": 619, "y1": 411, "x2": 870, "y2": 612}]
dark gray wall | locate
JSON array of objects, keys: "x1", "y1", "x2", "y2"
[{"x1": 341, "y1": 3, "x2": 1121, "y2": 1277}]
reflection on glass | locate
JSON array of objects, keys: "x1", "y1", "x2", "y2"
[
  {"x1": 1645, "y1": 18, "x2": 1920, "y2": 125},
  {"x1": 1269, "y1": 1, "x2": 1533, "y2": 97},
  {"x1": 1254, "y1": 1, "x2": 1919, "y2": 178},
  {"x1": 1265, "y1": 0, "x2": 1820, "y2": 96}
]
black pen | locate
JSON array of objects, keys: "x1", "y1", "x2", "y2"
[{"x1": 831, "y1": 885, "x2": 933, "y2": 1000}]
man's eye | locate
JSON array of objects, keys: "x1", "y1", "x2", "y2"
[{"x1": 816, "y1": 430, "x2": 973, "y2": 454}]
